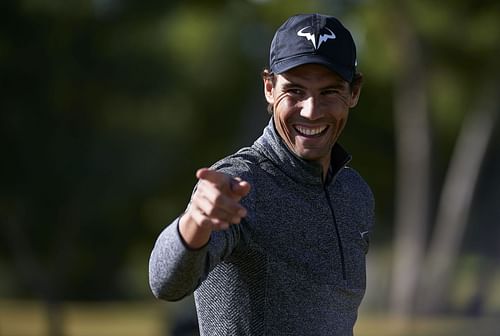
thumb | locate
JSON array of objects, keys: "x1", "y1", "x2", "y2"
[{"x1": 230, "y1": 177, "x2": 251, "y2": 198}]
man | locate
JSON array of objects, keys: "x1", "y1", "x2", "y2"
[{"x1": 149, "y1": 13, "x2": 374, "y2": 335}]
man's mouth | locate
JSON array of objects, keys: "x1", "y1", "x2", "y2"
[{"x1": 294, "y1": 125, "x2": 328, "y2": 137}]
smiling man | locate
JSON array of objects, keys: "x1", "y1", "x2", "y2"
[{"x1": 149, "y1": 13, "x2": 374, "y2": 335}]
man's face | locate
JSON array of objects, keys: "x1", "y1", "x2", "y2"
[{"x1": 264, "y1": 64, "x2": 362, "y2": 171}]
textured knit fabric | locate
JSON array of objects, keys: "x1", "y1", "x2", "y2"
[{"x1": 149, "y1": 118, "x2": 375, "y2": 335}]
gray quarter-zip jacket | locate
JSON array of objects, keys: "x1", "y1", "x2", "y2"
[{"x1": 149, "y1": 119, "x2": 375, "y2": 335}]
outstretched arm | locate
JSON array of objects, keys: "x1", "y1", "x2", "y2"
[{"x1": 149, "y1": 168, "x2": 251, "y2": 301}]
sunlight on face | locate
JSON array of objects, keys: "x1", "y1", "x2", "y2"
[{"x1": 265, "y1": 64, "x2": 360, "y2": 172}]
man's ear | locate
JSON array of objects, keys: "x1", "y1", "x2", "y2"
[
  {"x1": 349, "y1": 72, "x2": 363, "y2": 108},
  {"x1": 262, "y1": 71, "x2": 275, "y2": 104}
]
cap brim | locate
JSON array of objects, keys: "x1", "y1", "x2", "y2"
[{"x1": 271, "y1": 55, "x2": 354, "y2": 83}]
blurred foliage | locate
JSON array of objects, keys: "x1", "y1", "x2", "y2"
[
  {"x1": 0, "y1": 0, "x2": 346, "y2": 301},
  {"x1": 0, "y1": 0, "x2": 499, "y2": 312}
]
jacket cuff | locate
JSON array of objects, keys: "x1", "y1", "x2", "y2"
[{"x1": 175, "y1": 214, "x2": 211, "y2": 252}]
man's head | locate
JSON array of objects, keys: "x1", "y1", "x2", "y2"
[{"x1": 263, "y1": 13, "x2": 363, "y2": 172}]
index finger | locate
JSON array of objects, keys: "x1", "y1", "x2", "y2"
[{"x1": 196, "y1": 168, "x2": 232, "y2": 189}]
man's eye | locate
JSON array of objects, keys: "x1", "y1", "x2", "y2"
[
  {"x1": 322, "y1": 89, "x2": 340, "y2": 96},
  {"x1": 286, "y1": 88, "x2": 303, "y2": 95}
]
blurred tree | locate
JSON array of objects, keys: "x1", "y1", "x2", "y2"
[
  {"x1": 358, "y1": 0, "x2": 500, "y2": 318},
  {"x1": 390, "y1": 2, "x2": 432, "y2": 318},
  {"x1": 419, "y1": 77, "x2": 500, "y2": 314},
  {"x1": 413, "y1": 0, "x2": 500, "y2": 316}
]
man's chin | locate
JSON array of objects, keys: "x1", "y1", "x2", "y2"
[{"x1": 294, "y1": 149, "x2": 324, "y2": 162}]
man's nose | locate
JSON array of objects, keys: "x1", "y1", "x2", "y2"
[{"x1": 299, "y1": 96, "x2": 322, "y2": 120}]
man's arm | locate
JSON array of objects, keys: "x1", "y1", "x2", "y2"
[{"x1": 148, "y1": 168, "x2": 251, "y2": 301}]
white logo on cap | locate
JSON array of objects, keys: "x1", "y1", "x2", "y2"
[{"x1": 297, "y1": 26, "x2": 336, "y2": 49}]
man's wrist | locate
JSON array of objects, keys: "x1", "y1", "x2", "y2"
[{"x1": 178, "y1": 211, "x2": 211, "y2": 250}]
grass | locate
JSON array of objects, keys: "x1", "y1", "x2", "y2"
[
  {"x1": 1, "y1": 300, "x2": 499, "y2": 336},
  {"x1": 0, "y1": 300, "x2": 166, "y2": 336},
  {"x1": 354, "y1": 314, "x2": 500, "y2": 336}
]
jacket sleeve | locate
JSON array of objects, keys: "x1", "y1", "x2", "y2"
[
  {"x1": 149, "y1": 214, "x2": 246, "y2": 301},
  {"x1": 148, "y1": 216, "x2": 206, "y2": 301}
]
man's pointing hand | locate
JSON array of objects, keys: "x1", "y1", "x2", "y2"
[{"x1": 179, "y1": 168, "x2": 251, "y2": 249}]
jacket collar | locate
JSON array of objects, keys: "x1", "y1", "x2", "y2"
[{"x1": 252, "y1": 118, "x2": 351, "y2": 186}]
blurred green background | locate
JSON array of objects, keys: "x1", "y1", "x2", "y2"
[{"x1": 1, "y1": 0, "x2": 500, "y2": 335}]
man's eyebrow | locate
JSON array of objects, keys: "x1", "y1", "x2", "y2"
[
  {"x1": 322, "y1": 82, "x2": 348, "y2": 90},
  {"x1": 281, "y1": 82, "x2": 305, "y2": 90}
]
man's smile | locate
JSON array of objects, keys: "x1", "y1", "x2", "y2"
[{"x1": 294, "y1": 124, "x2": 329, "y2": 137}]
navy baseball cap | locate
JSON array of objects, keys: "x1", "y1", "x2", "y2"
[{"x1": 269, "y1": 13, "x2": 357, "y2": 82}]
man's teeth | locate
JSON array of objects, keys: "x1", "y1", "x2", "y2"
[{"x1": 295, "y1": 125, "x2": 327, "y2": 136}]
